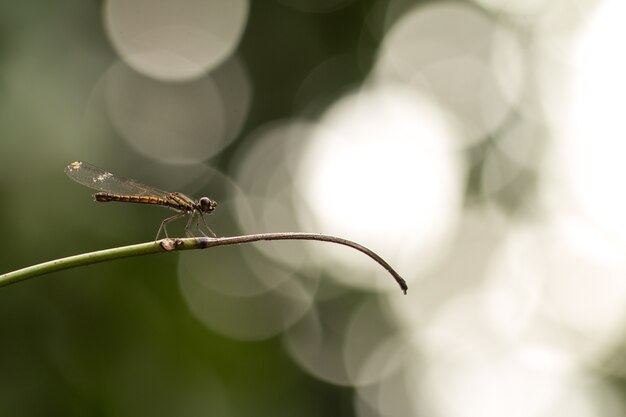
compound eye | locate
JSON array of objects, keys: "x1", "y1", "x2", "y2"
[{"x1": 199, "y1": 197, "x2": 216, "y2": 212}]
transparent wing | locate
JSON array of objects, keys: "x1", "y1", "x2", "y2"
[{"x1": 64, "y1": 161, "x2": 170, "y2": 197}]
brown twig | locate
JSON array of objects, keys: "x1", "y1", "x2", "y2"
[{"x1": 0, "y1": 233, "x2": 408, "y2": 294}]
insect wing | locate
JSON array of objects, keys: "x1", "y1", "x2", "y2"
[{"x1": 64, "y1": 161, "x2": 170, "y2": 197}]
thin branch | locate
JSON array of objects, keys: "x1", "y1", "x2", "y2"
[{"x1": 0, "y1": 233, "x2": 408, "y2": 294}]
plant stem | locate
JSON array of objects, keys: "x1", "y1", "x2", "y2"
[{"x1": 0, "y1": 233, "x2": 408, "y2": 294}]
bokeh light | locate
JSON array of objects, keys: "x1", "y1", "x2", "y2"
[
  {"x1": 412, "y1": 344, "x2": 621, "y2": 417},
  {"x1": 375, "y1": 2, "x2": 525, "y2": 147},
  {"x1": 180, "y1": 264, "x2": 314, "y2": 340},
  {"x1": 232, "y1": 120, "x2": 323, "y2": 273},
  {"x1": 548, "y1": 0, "x2": 626, "y2": 244},
  {"x1": 99, "y1": 58, "x2": 250, "y2": 164},
  {"x1": 294, "y1": 83, "x2": 465, "y2": 291},
  {"x1": 472, "y1": 0, "x2": 551, "y2": 17},
  {"x1": 480, "y1": 120, "x2": 544, "y2": 198},
  {"x1": 104, "y1": 0, "x2": 248, "y2": 81}
]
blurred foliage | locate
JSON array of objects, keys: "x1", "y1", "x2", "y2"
[{"x1": 4, "y1": 0, "x2": 624, "y2": 416}]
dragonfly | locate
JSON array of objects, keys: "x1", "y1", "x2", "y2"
[{"x1": 65, "y1": 161, "x2": 217, "y2": 239}]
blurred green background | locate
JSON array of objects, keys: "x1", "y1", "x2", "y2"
[
  {"x1": 0, "y1": 2, "x2": 388, "y2": 416},
  {"x1": 2, "y1": 0, "x2": 626, "y2": 416}
]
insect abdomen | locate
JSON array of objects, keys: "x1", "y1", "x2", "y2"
[
  {"x1": 95, "y1": 192, "x2": 169, "y2": 207},
  {"x1": 94, "y1": 192, "x2": 195, "y2": 212}
]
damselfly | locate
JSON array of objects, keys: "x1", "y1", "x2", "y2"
[{"x1": 65, "y1": 161, "x2": 217, "y2": 239}]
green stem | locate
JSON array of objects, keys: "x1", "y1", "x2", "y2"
[{"x1": 0, "y1": 233, "x2": 408, "y2": 294}]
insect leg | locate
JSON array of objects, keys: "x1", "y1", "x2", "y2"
[
  {"x1": 156, "y1": 212, "x2": 187, "y2": 240},
  {"x1": 198, "y1": 213, "x2": 217, "y2": 237},
  {"x1": 183, "y1": 211, "x2": 197, "y2": 237}
]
